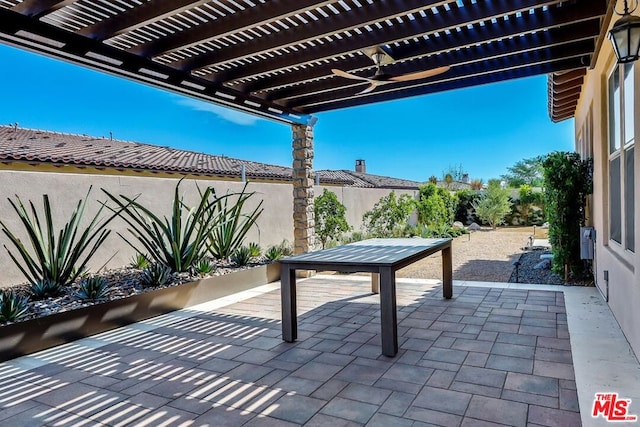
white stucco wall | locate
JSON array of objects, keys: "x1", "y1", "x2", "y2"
[
  {"x1": 573, "y1": 11, "x2": 640, "y2": 358},
  {"x1": 0, "y1": 169, "x2": 414, "y2": 287}
]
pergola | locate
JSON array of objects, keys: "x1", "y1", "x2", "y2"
[{"x1": 0, "y1": 0, "x2": 612, "y2": 253}]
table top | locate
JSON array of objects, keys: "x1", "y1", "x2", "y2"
[{"x1": 280, "y1": 238, "x2": 451, "y2": 268}]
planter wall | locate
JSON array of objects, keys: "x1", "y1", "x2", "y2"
[{"x1": 0, "y1": 263, "x2": 280, "y2": 362}]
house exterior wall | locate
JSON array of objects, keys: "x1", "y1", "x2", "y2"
[
  {"x1": 0, "y1": 168, "x2": 414, "y2": 287},
  {"x1": 573, "y1": 12, "x2": 640, "y2": 357}
]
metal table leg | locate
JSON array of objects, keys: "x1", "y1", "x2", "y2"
[
  {"x1": 442, "y1": 244, "x2": 453, "y2": 299},
  {"x1": 379, "y1": 267, "x2": 398, "y2": 356},
  {"x1": 281, "y1": 264, "x2": 297, "y2": 342}
]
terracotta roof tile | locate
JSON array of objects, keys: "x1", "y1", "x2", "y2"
[
  {"x1": 0, "y1": 126, "x2": 420, "y2": 189},
  {"x1": 0, "y1": 125, "x2": 296, "y2": 181},
  {"x1": 316, "y1": 170, "x2": 421, "y2": 190}
]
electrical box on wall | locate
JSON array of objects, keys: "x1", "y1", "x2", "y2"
[{"x1": 580, "y1": 227, "x2": 595, "y2": 260}]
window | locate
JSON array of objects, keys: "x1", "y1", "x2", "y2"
[{"x1": 608, "y1": 63, "x2": 635, "y2": 253}]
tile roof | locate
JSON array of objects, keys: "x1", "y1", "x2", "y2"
[
  {"x1": 0, "y1": 125, "x2": 297, "y2": 181},
  {"x1": 0, "y1": 125, "x2": 421, "y2": 189},
  {"x1": 316, "y1": 170, "x2": 421, "y2": 190}
]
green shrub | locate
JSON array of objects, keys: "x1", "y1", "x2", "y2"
[
  {"x1": 231, "y1": 246, "x2": 252, "y2": 266},
  {"x1": 341, "y1": 231, "x2": 367, "y2": 244},
  {"x1": 207, "y1": 184, "x2": 263, "y2": 260},
  {"x1": 265, "y1": 245, "x2": 283, "y2": 261},
  {"x1": 472, "y1": 180, "x2": 512, "y2": 229},
  {"x1": 362, "y1": 192, "x2": 415, "y2": 237},
  {"x1": 140, "y1": 263, "x2": 174, "y2": 288},
  {"x1": 248, "y1": 242, "x2": 261, "y2": 258},
  {"x1": 130, "y1": 253, "x2": 150, "y2": 269},
  {"x1": 416, "y1": 184, "x2": 456, "y2": 229},
  {"x1": 455, "y1": 189, "x2": 480, "y2": 224},
  {"x1": 277, "y1": 240, "x2": 293, "y2": 256},
  {"x1": 0, "y1": 290, "x2": 29, "y2": 322},
  {"x1": 30, "y1": 278, "x2": 63, "y2": 300},
  {"x1": 193, "y1": 258, "x2": 216, "y2": 276},
  {"x1": 77, "y1": 276, "x2": 111, "y2": 300},
  {"x1": 314, "y1": 189, "x2": 351, "y2": 249},
  {"x1": 103, "y1": 181, "x2": 221, "y2": 273},
  {"x1": 0, "y1": 188, "x2": 117, "y2": 287},
  {"x1": 542, "y1": 152, "x2": 592, "y2": 279}
]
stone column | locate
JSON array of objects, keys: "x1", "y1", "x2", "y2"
[{"x1": 292, "y1": 123, "x2": 315, "y2": 255}]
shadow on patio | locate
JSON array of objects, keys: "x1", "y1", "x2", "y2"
[{"x1": 0, "y1": 274, "x2": 601, "y2": 426}]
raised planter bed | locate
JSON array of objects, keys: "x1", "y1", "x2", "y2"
[{"x1": 0, "y1": 263, "x2": 280, "y2": 362}]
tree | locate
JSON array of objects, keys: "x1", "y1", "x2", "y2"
[
  {"x1": 416, "y1": 183, "x2": 455, "y2": 229},
  {"x1": 442, "y1": 164, "x2": 467, "y2": 182},
  {"x1": 501, "y1": 157, "x2": 544, "y2": 187},
  {"x1": 542, "y1": 152, "x2": 592, "y2": 280},
  {"x1": 314, "y1": 189, "x2": 350, "y2": 249},
  {"x1": 472, "y1": 179, "x2": 511, "y2": 229},
  {"x1": 444, "y1": 173, "x2": 454, "y2": 189},
  {"x1": 518, "y1": 184, "x2": 535, "y2": 226},
  {"x1": 362, "y1": 192, "x2": 415, "y2": 237}
]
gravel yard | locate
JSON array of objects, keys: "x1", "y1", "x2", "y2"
[{"x1": 397, "y1": 226, "x2": 563, "y2": 284}]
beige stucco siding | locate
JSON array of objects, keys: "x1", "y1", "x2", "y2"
[
  {"x1": 0, "y1": 169, "x2": 414, "y2": 286},
  {"x1": 573, "y1": 11, "x2": 640, "y2": 357}
]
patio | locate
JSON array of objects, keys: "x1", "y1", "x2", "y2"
[{"x1": 1, "y1": 275, "x2": 638, "y2": 426}]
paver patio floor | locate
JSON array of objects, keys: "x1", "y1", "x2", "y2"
[{"x1": 0, "y1": 276, "x2": 585, "y2": 426}]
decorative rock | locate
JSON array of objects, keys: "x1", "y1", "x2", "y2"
[
  {"x1": 468, "y1": 222, "x2": 481, "y2": 231},
  {"x1": 453, "y1": 221, "x2": 464, "y2": 228},
  {"x1": 533, "y1": 259, "x2": 552, "y2": 269}
]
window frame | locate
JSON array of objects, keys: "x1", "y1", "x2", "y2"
[{"x1": 607, "y1": 62, "x2": 635, "y2": 255}]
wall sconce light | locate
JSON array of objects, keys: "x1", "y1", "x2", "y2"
[{"x1": 609, "y1": 0, "x2": 640, "y2": 63}]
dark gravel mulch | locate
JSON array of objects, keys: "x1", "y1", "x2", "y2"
[{"x1": 508, "y1": 249, "x2": 565, "y2": 285}]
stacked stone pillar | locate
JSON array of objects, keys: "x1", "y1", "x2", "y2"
[{"x1": 291, "y1": 123, "x2": 315, "y2": 255}]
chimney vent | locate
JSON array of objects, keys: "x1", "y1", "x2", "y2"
[{"x1": 355, "y1": 159, "x2": 366, "y2": 173}]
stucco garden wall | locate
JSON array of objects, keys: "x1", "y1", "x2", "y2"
[{"x1": 0, "y1": 169, "x2": 415, "y2": 287}]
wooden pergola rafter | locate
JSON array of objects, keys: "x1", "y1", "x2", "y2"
[
  {"x1": 0, "y1": 0, "x2": 614, "y2": 254},
  {"x1": 0, "y1": 0, "x2": 611, "y2": 125}
]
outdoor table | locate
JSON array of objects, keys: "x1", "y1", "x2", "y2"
[{"x1": 280, "y1": 238, "x2": 453, "y2": 357}]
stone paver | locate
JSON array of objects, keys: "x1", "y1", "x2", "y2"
[{"x1": 0, "y1": 278, "x2": 583, "y2": 426}]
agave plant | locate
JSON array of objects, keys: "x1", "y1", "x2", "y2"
[
  {"x1": 140, "y1": 263, "x2": 174, "y2": 288},
  {"x1": 0, "y1": 188, "x2": 119, "y2": 287},
  {"x1": 0, "y1": 290, "x2": 29, "y2": 322},
  {"x1": 207, "y1": 183, "x2": 263, "y2": 260},
  {"x1": 103, "y1": 181, "x2": 222, "y2": 273},
  {"x1": 193, "y1": 258, "x2": 216, "y2": 276},
  {"x1": 231, "y1": 245, "x2": 252, "y2": 266},
  {"x1": 278, "y1": 240, "x2": 293, "y2": 257},
  {"x1": 129, "y1": 253, "x2": 150, "y2": 269},
  {"x1": 248, "y1": 242, "x2": 261, "y2": 258},
  {"x1": 77, "y1": 276, "x2": 111, "y2": 300},
  {"x1": 264, "y1": 245, "x2": 283, "y2": 261},
  {"x1": 30, "y1": 278, "x2": 63, "y2": 299}
]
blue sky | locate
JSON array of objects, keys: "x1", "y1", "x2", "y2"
[{"x1": 0, "y1": 44, "x2": 574, "y2": 182}]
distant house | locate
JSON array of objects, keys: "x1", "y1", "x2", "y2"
[{"x1": 0, "y1": 126, "x2": 420, "y2": 190}]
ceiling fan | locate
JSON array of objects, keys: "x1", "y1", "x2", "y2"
[{"x1": 331, "y1": 47, "x2": 450, "y2": 94}]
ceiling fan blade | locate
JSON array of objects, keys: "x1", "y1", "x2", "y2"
[
  {"x1": 357, "y1": 83, "x2": 378, "y2": 94},
  {"x1": 331, "y1": 68, "x2": 371, "y2": 82},
  {"x1": 389, "y1": 66, "x2": 450, "y2": 82}
]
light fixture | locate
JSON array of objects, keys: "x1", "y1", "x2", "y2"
[{"x1": 609, "y1": 0, "x2": 640, "y2": 63}]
